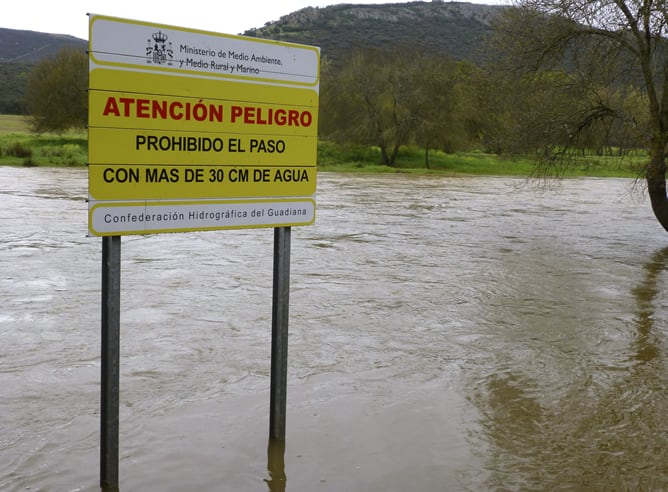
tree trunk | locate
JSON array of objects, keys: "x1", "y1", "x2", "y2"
[
  {"x1": 388, "y1": 142, "x2": 400, "y2": 166},
  {"x1": 646, "y1": 149, "x2": 668, "y2": 232},
  {"x1": 425, "y1": 147, "x2": 431, "y2": 169},
  {"x1": 380, "y1": 145, "x2": 391, "y2": 165}
]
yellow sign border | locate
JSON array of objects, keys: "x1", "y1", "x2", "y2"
[{"x1": 88, "y1": 14, "x2": 320, "y2": 236}]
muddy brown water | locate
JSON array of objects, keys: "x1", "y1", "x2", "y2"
[{"x1": 2, "y1": 167, "x2": 668, "y2": 491}]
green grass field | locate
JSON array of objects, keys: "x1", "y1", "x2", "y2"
[
  {"x1": 0, "y1": 114, "x2": 30, "y2": 134},
  {"x1": 0, "y1": 114, "x2": 647, "y2": 177},
  {"x1": 0, "y1": 115, "x2": 87, "y2": 166}
]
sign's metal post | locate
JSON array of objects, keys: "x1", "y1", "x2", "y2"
[
  {"x1": 89, "y1": 15, "x2": 318, "y2": 485},
  {"x1": 100, "y1": 235, "x2": 121, "y2": 491},
  {"x1": 270, "y1": 226, "x2": 291, "y2": 441}
]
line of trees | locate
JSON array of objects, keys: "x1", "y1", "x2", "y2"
[
  {"x1": 26, "y1": 32, "x2": 648, "y2": 165},
  {"x1": 320, "y1": 44, "x2": 648, "y2": 167},
  {"x1": 23, "y1": 34, "x2": 648, "y2": 165}
]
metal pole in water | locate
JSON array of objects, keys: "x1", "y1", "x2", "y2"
[
  {"x1": 266, "y1": 437, "x2": 287, "y2": 491},
  {"x1": 100, "y1": 235, "x2": 121, "y2": 491},
  {"x1": 270, "y1": 226, "x2": 291, "y2": 440}
]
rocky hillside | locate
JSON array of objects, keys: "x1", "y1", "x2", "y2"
[
  {"x1": 242, "y1": 1, "x2": 505, "y2": 63},
  {"x1": 0, "y1": 1, "x2": 503, "y2": 114},
  {"x1": 0, "y1": 27, "x2": 86, "y2": 63}
]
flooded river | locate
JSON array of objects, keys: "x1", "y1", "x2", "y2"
[{"x1": 2, "y1": 167, "x2": 668, "y2": 491}]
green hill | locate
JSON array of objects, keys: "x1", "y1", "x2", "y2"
[{"x1": 0, "y1": 27, "x2": 87, "y2": 114}]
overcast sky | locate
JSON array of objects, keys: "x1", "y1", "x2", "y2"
[{"x1": 3, "y1": 0, "x2": 507, "y2": 40}]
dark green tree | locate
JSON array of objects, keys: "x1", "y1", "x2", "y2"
[
  {"x1": 408, "y1": 54, "x2": 463, "y2": 167},
  {"x1": 453, "y1": 62, "x2": 521, "y2": 155},
  {"x1": 24, "y1": 48, "x2": 88, "y2": 134},
  {"x1": 320, "y1": 47, "x2": 426, "y2": 166}
]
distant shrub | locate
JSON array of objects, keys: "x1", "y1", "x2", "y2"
[
  {"x1": 5, "y1": 141, "x2": 32, "y2": 158},
  {"x1": 38, "y1": 141, "x2": 86, "y2": 165},
  {"x1": 317, "y1": 140, "x2": 382, "y2": 166}
]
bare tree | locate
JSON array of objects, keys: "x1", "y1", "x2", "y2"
[{"x1": 494, "y1": 0, "x2": 668, "y2": 230}]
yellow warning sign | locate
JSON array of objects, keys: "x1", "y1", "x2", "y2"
[{"x1": 88, "y1": 14, "x2": 319, "y2": 236}]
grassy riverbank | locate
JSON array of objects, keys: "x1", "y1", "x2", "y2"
[
  {"x1": 0, "y1": 114, "x2": 646, "y2": 177},
  {"x1": 0, "y1": 115, "x2": 86, "y2": 167},
  {"x1": 316, "y1": 141, "x2": 645, "y2": 178}
]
